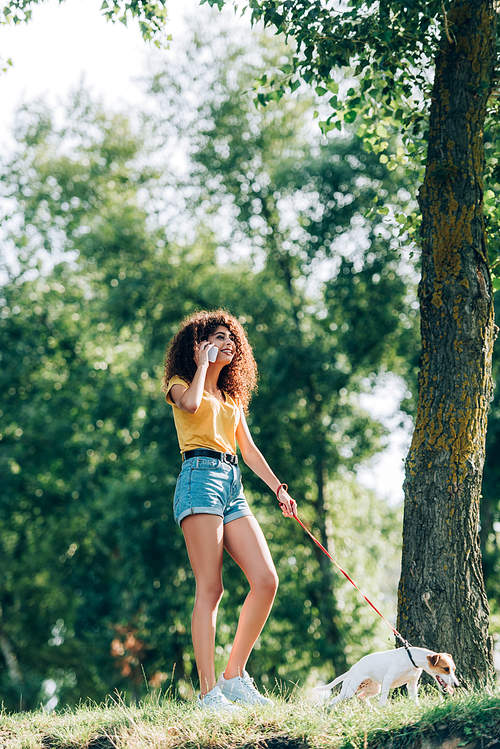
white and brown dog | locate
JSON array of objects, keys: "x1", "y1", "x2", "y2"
[{"x1": 315, "y1": 647, "x2": 458, "y2": 707}]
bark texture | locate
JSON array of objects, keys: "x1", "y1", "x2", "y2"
[{"x1": 397, "y1": 0, "x2": 497, "y2": 685}]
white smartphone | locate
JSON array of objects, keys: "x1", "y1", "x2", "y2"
[{"x1": 208, "y1": 346, "x2": 218, "y2": 362}]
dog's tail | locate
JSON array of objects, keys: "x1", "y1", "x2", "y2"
[{"x1": 314, "y1": 672, "x2": 349, "y2": 691}]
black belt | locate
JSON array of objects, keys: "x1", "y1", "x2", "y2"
[{"x1": 183, "y1": 448, "x2": 238, "y2": 465}]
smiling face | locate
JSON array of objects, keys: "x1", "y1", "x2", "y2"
[
  {"x1": 207, "y1": 325, "x2": 236, "y2": 364},
  {"x1": 426, "y1": 653, "x2": 459, "y2": 694}
]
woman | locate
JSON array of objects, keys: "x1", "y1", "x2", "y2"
[{"x1": 163, "y1": 310, "x2": 297, "y2": 711}]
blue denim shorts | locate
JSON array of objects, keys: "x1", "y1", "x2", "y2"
[{"x1": 173, "y1": 455, "x2": 253, "y2": 527}]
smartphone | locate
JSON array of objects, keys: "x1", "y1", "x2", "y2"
[{"x1": 208, "y1": 346, "x2": 218, "y2": 362}]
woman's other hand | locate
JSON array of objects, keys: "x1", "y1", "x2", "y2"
[{"x1": 277, "y1": 487, "x2": 297, "y2": 518}]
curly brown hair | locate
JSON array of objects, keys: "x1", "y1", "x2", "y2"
[{"x1": 162, "y1": 310, "x2": 258, "y2": 412}]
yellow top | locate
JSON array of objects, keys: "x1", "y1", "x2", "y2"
[{"x1": 165, "y1": 376, "x2": 240, "y2": 455}]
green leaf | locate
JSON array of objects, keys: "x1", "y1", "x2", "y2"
[
  {"x1": 319, "y1": 120, "x2": 337, "y2": 135},
  {"x1": 344, "y1": 110, "x2": 357, "y2": 124},
  {"x1": 492, "y1": 276, "x2": 500, "y2": 292}
]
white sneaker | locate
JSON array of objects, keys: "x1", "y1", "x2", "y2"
[
  {"x1": 196, "y1": 685, "x2": 241, "y2": 713},
  {"x1": 217, "y1": 670, "x2": 272, "y2": 706}
]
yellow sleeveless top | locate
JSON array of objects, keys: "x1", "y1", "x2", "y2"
[{"x1": 165, "y1": 376, "x2": 240, "y2": 455}]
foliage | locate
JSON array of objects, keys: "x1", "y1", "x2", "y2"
[
  {"x1": 2, "y1": 0, "x2": 499, "y2": 703},
  {"x1": 148, "y1": 22, "x2": 416, "y2": 682},
  {"x1": 201, "y1": 1, "x2": 500, "y2": 274},
  {"x1": 182, "y1": 0, "x2": 500, "y2": 685},
  {"x1": 2, "y1": 0, "x2": 500, "y2": 272},
  {"x1": 0, "y1": 18, "x2": 418, "y2": 709},
  {"x1": 0, "y1": 95, "x2": 197, "y2": 707}
]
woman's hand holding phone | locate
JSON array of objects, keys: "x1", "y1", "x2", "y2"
[{"x1": 195, "y1": 341, "x2": 218, "y2": 366}]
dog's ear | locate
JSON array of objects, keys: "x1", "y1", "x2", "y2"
[{"x1": 427, "y1": 654, "x2": 440, "y2": 667}]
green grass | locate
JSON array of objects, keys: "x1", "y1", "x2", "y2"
[{"x1": 1, "y1": 687, "x2": 500, "y2": 749}]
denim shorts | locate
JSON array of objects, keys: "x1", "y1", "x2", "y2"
[{"x1": 173, "y1": 455, "x2": 253, "y2": 527}]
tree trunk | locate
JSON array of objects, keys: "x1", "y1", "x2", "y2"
[{"x1": 397, "y1": 0, "x2": 497, "y2": 686}]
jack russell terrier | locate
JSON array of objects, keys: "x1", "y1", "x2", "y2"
[{"x1": 315, "y1": 647, "x2": 459, "y2": 707}]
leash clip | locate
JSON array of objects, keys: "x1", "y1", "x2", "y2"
[{"x1": 401, "y1": 637, "x2": 418, "y2": 669}]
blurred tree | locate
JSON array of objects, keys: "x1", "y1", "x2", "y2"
[
  {"x1": 4, "y1": 0, "x2": 500, "y2": 697},
  {"x1": 178, "y1": 0, "x2": 499, "y2": 685},
  {"x1": 0, "y1": 29, "x2": 416, "y2": 707},
  {"x1": 0, "y1": 95, "x2": 207, "y2": 707},
  {"x1": 147, "y1": 26, "x2": 417, "y2": 686}
]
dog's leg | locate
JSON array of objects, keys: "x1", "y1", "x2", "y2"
[
  {"x1": 378, "y1": 675, "x2": 395, "y2": 706},
  {"x1": 406, "y1": 673, "x2": 421, "y2": 705}
]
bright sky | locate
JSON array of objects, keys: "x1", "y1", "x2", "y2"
[
  {"x1": 0, "y1": 0, "x2": 409, "y2": 505},
  {"x1": 0, "y1": 0, "x2": 209, "y2": 146}
]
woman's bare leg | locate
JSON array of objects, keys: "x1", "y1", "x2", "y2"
[
  {"x1": 181, "y1": 514, "x2": 225, "y2": 695},
  {"x1": 222, "y1": 515, "x2": 279, "y2": 679}
]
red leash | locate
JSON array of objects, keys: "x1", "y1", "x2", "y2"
[{"x1": 276, "y1": 484, "x2": 412, "y2": 653}]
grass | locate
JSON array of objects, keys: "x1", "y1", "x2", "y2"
[{"x1": 1, "y1": 687, "x2": 500, "y2": 749}]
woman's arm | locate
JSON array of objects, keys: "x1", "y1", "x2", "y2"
[
  {"x1": 236, "y1": 408, "x2": 297, "y2": 518},
  {"x1": 169, "y1": 342, "x2": 211, "y2": 413}
]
